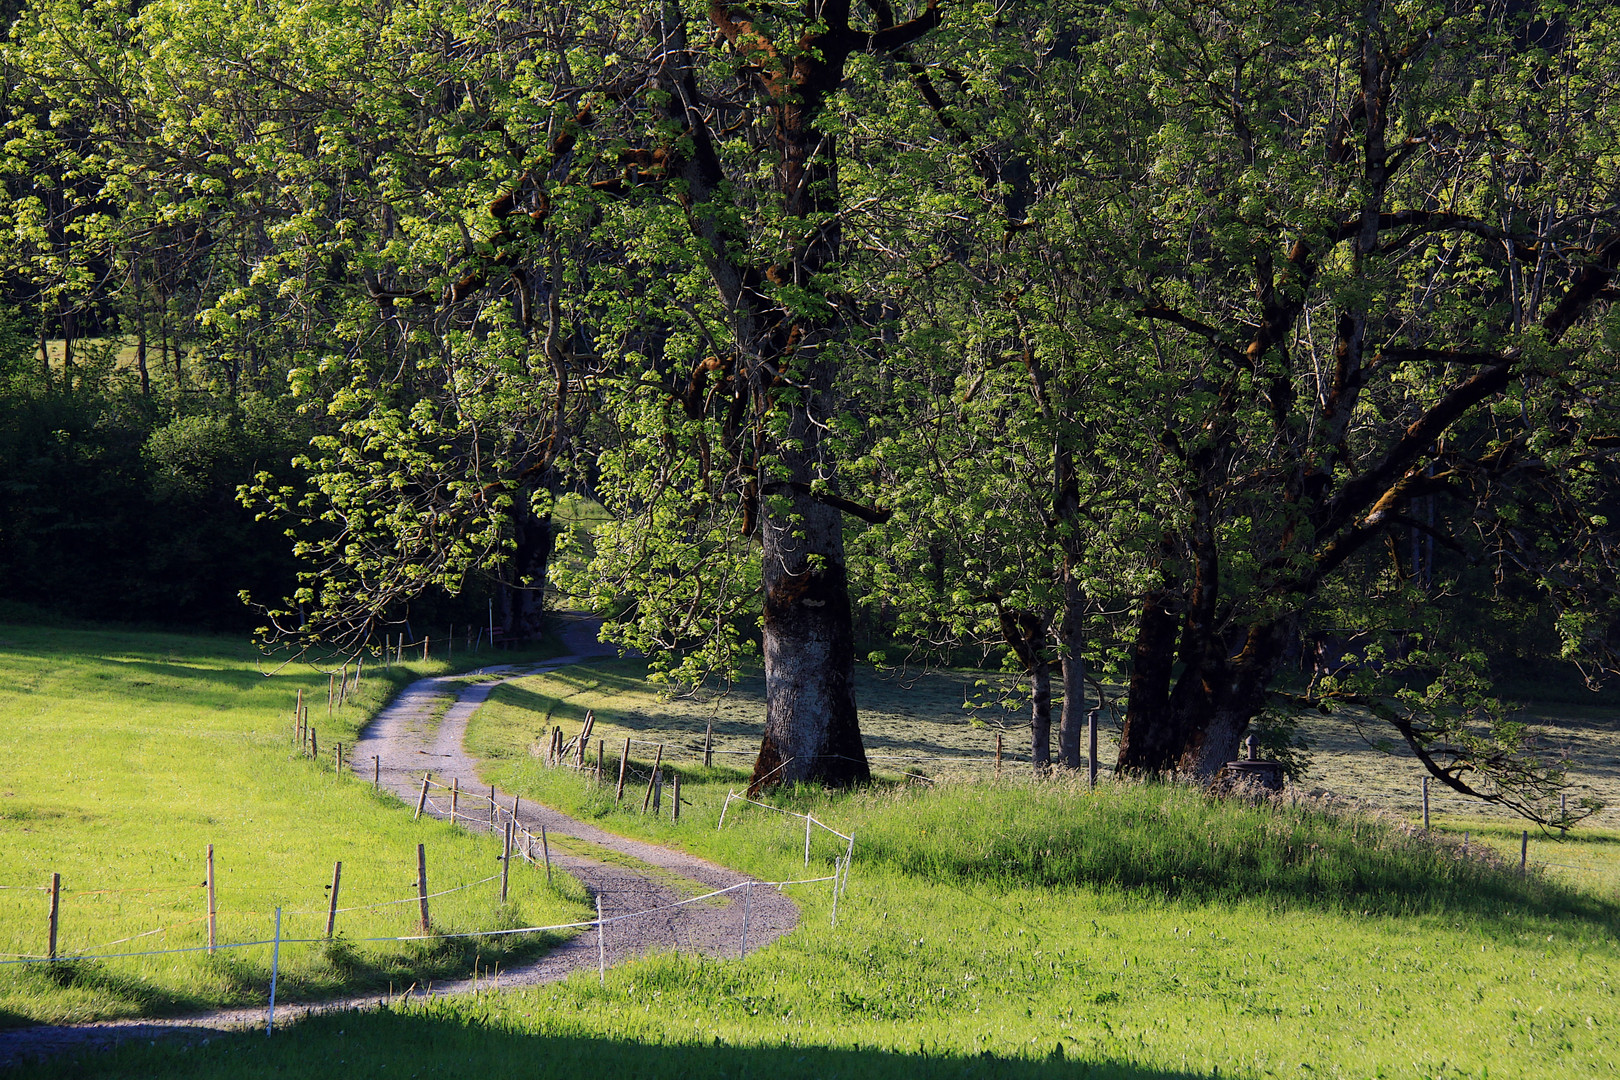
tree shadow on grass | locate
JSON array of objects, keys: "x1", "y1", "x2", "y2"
[{"x1": 9, "y1": 1008, "x2": 1219, "y2": 1080}]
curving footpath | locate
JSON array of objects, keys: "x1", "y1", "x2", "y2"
[{"x1": 0, "y1": 616, "x2": 797, "y2": 1070}]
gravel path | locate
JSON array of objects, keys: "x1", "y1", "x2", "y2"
[{"x1": 0, "y1": 616, "x2": 798, "y2": 1070}]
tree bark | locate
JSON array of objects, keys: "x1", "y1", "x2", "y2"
[
  {"x1": 1055, "y1": 559, "x2": 1086, "y2": 769},
  {"x1": 496, "y1": 502, "x2": 554, "y2": 643},
  {"x1": 750, "y1": 458, "x2": 869, "y2": 793}
]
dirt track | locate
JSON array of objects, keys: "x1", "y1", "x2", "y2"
[{"x1": 0, "y1": 617, "x2": 797, "y2": 1070}]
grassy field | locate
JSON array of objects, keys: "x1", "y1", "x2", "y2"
[
  {"x1": 10, "y1": 646, "x2": 1620, "y2": 1078},
  {"x1": 0, "y1": 624, "x2": 590, "y2": 1026},
  {"x1": 34, "y1": 766, "x2": 1620, "y2": 1079}
]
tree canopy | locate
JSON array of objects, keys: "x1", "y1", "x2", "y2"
[{"x1": 2, "y1": 0, "x2": 1618, "y2": 821}]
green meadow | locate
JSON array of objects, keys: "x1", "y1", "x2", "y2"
[
  {"x1": 0, "y1": 625, "x2": 589, "y2": 1026},
  {"x1": 24, "y1": 660, "x2": 1616, "y2": 1080}
]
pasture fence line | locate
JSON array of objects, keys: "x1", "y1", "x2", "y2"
[{"x1": 1, "y1": 774, "x2": 855, "y2": 1037}]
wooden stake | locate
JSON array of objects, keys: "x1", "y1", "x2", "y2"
[
  {"x1": 1422, "y1": 775, "x2": 1430, "y2": 831},
  {"x1": 310, "y1": 727, "x2": 318, "y2": 759},
  {"x1": 500, "y1": 821, "x2": 512, "y2": 902},
  {"x1": 642, "y1": 744, "x2": 664, "y2": 813},
  {"x1": 804, "y1": 814, "x2": 812, "y2": 866},
  {"x1": 1087, "y1": 709, "x2": 1099, "y2": 789},
  {"x1": 327, "y1": 673, "x2": 334, "y2": 716},
  {"x1": 512, "y1": 795, "x2": 520, "y2": 822},
  {"x1": 616, "y1": 737, "x2": 630, "y2": 803},
  {"x1": 295, "y1": 689, "x2": 304, "y2": 741},
  {"x1": 206, "y1": 844, "x2": 217, "y2": 954},
  {"x1": 374, "y1": 755, "x2": 380, "y2": 787},
  {"x1": 423, "y1": 636, "x2": 429, "y2": 662},
  {"x1": 325, "y1": 861, "x2": 342, "y2": 938},
  {"x1": 415, "y1": 773, "x2": 430, "y2": 819},
  {"x1": 652, "y1": 771, "x2": 661, "y2": 814},
  {"x1": 994, "y1": 733, "x2": 1002, "y2": 779},
  {"x1": 596, "y1": 739, "x2": 604, "y2": 783},
  {"x1": 540, "y1": 824, "x2": 552, "y2": 884},
  {"x1": 416, "y1": 844, "x2": 430, "y2": 932},
  {"x1": 47, "y1": 872, "x2": 60, "y2": 960},
  {"x1": 490, "y1": 784, "x2": 497, "y2": 829},
  {"x1": 704, "y1": 716, "x2": 714, "y2": 768},
  {"x1": 450, "y1": 777, "x2": 459, "y2": 825},
  {"x1": 596, "y1": 894, "x2": 606, "y2": 986},
  {"x1": 672, "y1": 773, "x2": 681, "y2": 822},
  {"x1": 336, "y1": 742, "x2": 342, "y2": 775},
  {"x1": 1520, "y1": 830, "x2": 1529, "y2": 875}
]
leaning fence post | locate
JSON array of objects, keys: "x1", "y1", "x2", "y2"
[
  {"x1": 325, "y1": 861, "x2": 343, "y2": 938},
  {"x1": 616, "y1": 737, "x2": 631, "y2": 803},
  {"x1": 842, "y1": 832, "x2": 855, "y2": 897},
  {"x1": 415, "y1": 773, "x2": 431, "y2": 820},
  {"x1": 642, "y1": 744, "x2": 665, "y2": 813},
  {"x1": 267, "y1": 906, "x2": 281, "y2": 1037},
  {"x1": 416, "y1": 843, "x2": 431, "y2": 932},
  {"x1": 718, "y1": 790, "x2": 734, "y2": 830},
  {"x1": 206, "y1": 844, "x2": 217, "y2": 954},
  {"x1": 540, "y1": 824, "x2": 552, "y2": 885},
  {"x1": 46, "y1": 872, "x2": 60, "y2": 960}
]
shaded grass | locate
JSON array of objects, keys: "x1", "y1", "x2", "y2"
[{"x1": 0, "y1": 625, "x2": 590, "y2": 1025}]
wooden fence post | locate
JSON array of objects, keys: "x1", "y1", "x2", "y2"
[
  {"x1": 672, "y1": 773, "x2": 681, "y2": 822},
  {"x1": 374, "y1": 755, "x2": 380, "y2": 788},
  {"x1": 804, "y1": 814, "x2": 812, "y2": 866},
  {"x1": 415, "y1": 773, "x2": 430, "y2": 820},
  {"x1": 450, "y1": 777, "x2": 459, "y2": 825},
  {"x1": 416, "y1": 844, "x2": 430, "y2": 932},
  {"x1": 642, "y1": 744, "x2": 664, "y2": 813},
  {"x1": 994, "y1": 733, "x2": 1002, "y2": 779},
  {"x1": 47, "y1": 872, "x2": 60, "y2": 960},
  {"x1": 327, "y1": 673, "x2": 334, "y2": 716},
  {"x1": 704, "y1": 717, "x2": 714, "y2": 768},
  {"x1": 206, "y1": 844, "x2": 217, "y2": 954},
  {"x1": 310, "y1": 727, "x2": 318, "y2": 760},
  {"x1": 325, "y1": 861, "x2": 342, "y2": 938},
  {"x1": 295, "y1": 689, "x2": 303, "y2": 742},
  {"x1": 597, "y1": 739, "x2": 604, "y2": 783},
  {"x1": 489, "y1": 784, "x2": 497, "y2": 830},
  {"x1": 1422, "y1": 776, "x2": 1430, "y2": 831},
  {"x1": 616, "y1": 737, "x2": 630, "y2": 803},
  {"x1": 1520, "y1": 830, "x2": 1529, "y2": 875},
  {"x1": 336, "y1": 742, "x2": 343, "y2": 776},
  {"x1": 540, "y1": 824, "x2": 552, "y2": 885},
  {"x1": 501, "y1": 821, "x2": 512, "y2": 902}
]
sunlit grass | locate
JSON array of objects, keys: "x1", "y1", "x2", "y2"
[{"x1": 0, "y1": 625, "x2": 591, "y2": 1025}]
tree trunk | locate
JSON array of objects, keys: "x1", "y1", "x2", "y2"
[
  {"x1": 1055, "y1": 559, "x2": 1086, "y2": 769},
  {"x1": 1030, "y1": 655, "x2": 1052, "y2": 773},
  {"x1": 749, "y1": 458, "x2": 868, "y2": 794},
  {"x1": 1116, "y1": 589, "x2": 1182, "y2": 773},
  {"x1": 496, "y1": 502, "x2": 554, "y2": 642}
]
